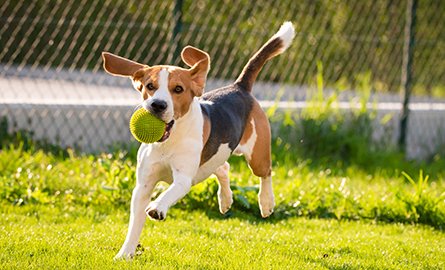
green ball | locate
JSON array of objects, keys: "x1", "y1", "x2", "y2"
[{"x1": 129, "y1": 108, "x2": 166, "y2": 143}]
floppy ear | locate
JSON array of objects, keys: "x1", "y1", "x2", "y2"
[
  {"x1": 131, "y1": 68, "x2": 149, "y2": 91},
  {"x1": 102, "y1": 52, "x2": 147, "y2": 77},
  {"x1": 181, "y1": 46, "x2": 209, "y2": 68},
  {"x1": 182, "y1": 46, "x2": 210, "y2": 97}
]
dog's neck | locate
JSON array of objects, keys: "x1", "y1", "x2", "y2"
[{"x1": 157, "y1": 98, "x2": 203, "y2": 147}]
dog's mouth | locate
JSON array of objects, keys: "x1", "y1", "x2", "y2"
[{"x1": 158, "y1": 120, "x2": 175, "y2": 142}]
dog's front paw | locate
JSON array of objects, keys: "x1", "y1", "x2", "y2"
[
  {"x1": 114, "y1": 249, "x2": 134, "y2": 261},
  {"x1": 114, "y1": 243, "x2": 144, "y2": 260},
  {"x1": 145, "y1": 202, "x2": 167, "y2": 221}
]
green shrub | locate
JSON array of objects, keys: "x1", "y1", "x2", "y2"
[
  {"x1": 268, "y1": 66, "x2": 385, "y2": 169},
  {"x1": 1, "y1": 130, "x2": 444, "y2": 229}
]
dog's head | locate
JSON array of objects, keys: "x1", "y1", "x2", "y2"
[{"x1": 102, "y1": 46, "x2": 210, "y2": 126}]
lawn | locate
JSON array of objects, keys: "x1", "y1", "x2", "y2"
[
  {"x1": 2, "y1": 205, "x2": 445, "y2": 269},
  {"x1": 1, "y1": 143, "x2": 444, "y2": 269}
]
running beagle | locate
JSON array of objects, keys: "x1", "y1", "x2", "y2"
[{"x1": 102, "y1": 22, "x2": 294, "y2": 259}]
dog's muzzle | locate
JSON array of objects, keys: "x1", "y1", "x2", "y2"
[
  {"x1": 150, "y1": 99, "x2": 167, "y2": 114},
  {"x1": 145, "y1": 99, "x2": 171, "y2": 121}
]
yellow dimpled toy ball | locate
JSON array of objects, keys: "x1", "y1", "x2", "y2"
[{"x1": 129, "y1": 108, "x2": 166, "y2": 143}]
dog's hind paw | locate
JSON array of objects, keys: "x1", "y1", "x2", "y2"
[
  {"x1": 260, "y1": 206, "x2": 274, "y2": 218},
  {"x1": 218, "y1": 190, "x2": 233, "y2": 214},
  {"x1": 259, "y1": 192, "x2": 275, "y2": 218}
]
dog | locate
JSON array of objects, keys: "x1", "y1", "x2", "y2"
[{"x1": 102, "y1": 22, "x2": 294, "y2": 259}]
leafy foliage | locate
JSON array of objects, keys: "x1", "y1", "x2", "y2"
[{"x1": 1, "y1": 134, "x2": 444, "y2": 229}]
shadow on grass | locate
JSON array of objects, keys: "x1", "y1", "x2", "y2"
[
  {"x1": 191, "y1": 202, "x2": 445, "y2": 232},
  {"x1": 178, "y1": 176, "x2": 445, "y2": 230}
]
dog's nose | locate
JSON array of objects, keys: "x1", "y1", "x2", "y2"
[{"x1": 151, "y1": 100, "x2": 168, "y2": 113}]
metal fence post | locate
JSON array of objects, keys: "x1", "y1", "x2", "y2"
[
  {"x1": 399, "y1": 0, "x2": 417, "y2": 154},
  {"x1": 171, "y1": 0, "x2": 184, "y2": 64}
]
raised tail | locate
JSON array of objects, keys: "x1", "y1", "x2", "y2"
[{"x1": 235, "y1": 22, "x2": 295, "y2": 91}]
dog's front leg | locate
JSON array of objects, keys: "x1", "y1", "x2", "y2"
[
  {"x1": 115, "y1": 148, "x2": 158, "y2": 260},
  {"x1": 146, "y1": 169, "x2": 193, "y2": 220},
  {"x1": 115, "y1": 184, "x2": 153, "y2": 259}
]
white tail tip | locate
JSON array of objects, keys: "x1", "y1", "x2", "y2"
[{"x1": 273, "y1": 21, "x2": 295, "y2": 51}]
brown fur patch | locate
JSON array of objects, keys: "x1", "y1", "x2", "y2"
[
  {"x1": 167, "y1": 67, "x2": 195, "y2": 118},
  {"x1": 239, "y1": 116, "x2": 254, "y2": 145},
  {"x1": 245, "y1": 100, "x2": 272, "y2": 177},
  {"x1": 200, "y1": 116, "x2": 211, "y2": 165},
  {"x1": 202, "y1": 115, "x2": 211, "y2": 146}
]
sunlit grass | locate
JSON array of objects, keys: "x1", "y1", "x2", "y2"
[{"x1": 1, "y1": 205, "x2": 445, "y2": 269}]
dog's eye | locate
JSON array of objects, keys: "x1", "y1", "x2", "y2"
[
  {"x1": 146, "y1": 83, "x2": 155, "y2": 90},
  {"x1": 173, "y1": 85, "x2": 184, "y2": 94}
]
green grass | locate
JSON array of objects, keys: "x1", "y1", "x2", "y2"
[
  {"x1": 0, "y1": 142, "x2": 444, "y2": 269},
  {"x1": 2, "y1": 205, "x2": 445, "y2": 270}
]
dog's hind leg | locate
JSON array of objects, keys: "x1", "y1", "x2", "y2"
[
  {"x1": 249, "y1": 139, "x2": 274, "y2": 218},
  {"x1": 249, "y1": 134, "x2": 274, "y2": 218},
  {"x1": 214, "y1": 162, "x2": 233, "y2": 214},
  {"x1": 238, "y1": 102, "x2": 275, "y2": 218}
]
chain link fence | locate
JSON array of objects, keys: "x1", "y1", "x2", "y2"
[{"x1": 0, "y1": 0, "x2": 444, "y2": 159}]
